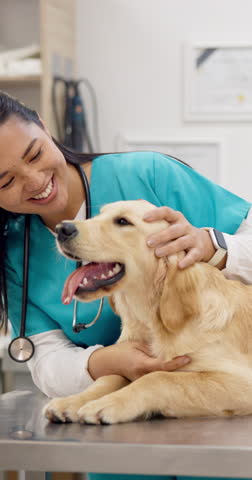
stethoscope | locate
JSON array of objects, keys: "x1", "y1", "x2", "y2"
[{"x1": 8, "y1": 164, "x2": 104, "y2": 363}]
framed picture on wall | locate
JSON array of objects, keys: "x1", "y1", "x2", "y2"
[
  {"x1": 116, "y1": 133, "x2": 224, "y2": 184},
  {"x1": 184, "y1": 43, "x2": 252, "y2": 121}
]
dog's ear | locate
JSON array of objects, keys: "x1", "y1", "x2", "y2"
[{"x1": 158, "y1": 255, "x2": 200, "y2": 333}]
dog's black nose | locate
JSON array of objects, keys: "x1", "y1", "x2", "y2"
[{"x1": 55, "y1": 222, "x2": 78, "y2": 243}]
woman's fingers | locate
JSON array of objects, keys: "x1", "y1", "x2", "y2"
[
  {"x1": 145, "y1": 354, "x2": 191, "y2": 375},
  {"x1": 145, "y1": 207, "x2": 192, "y2": 252},
  {"x1": 155, "y1": 235, "x2": 195, "y2": 257},
  {"x1": 144, "y1": 206, "x2": 213, "y2": 267},
  {"x1": 143, "y1": 206, "x2": 182, "y2": 223},
  {"x1": 147, "y1": 222, "x2": 189, "y2": 247},
  {"x1": 128, "y1": 343, "x2": 191, "y2": 380},
  {"x1": 178, "y1": 248, "x2": 201, "y2": 269},
  {"x1": 162, "y1": 355, "x2": 191, "y2": 371}
]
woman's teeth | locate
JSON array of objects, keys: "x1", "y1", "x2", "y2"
[{"x1": 32, "y1": 179, "x2": 53, "y2": 200}]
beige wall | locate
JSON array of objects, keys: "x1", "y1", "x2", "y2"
[{"x1": 76, "y1": 0, "x2": 252, "y2": 201}]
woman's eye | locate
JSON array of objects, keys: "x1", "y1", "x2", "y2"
[
  {"x1": 115, "y1": 217, "x2": 132, "y2": 226},
  {"x1": 30, "y1": 149, "x2": 42, "y2": 162},
  {"x1": 0, "y1": 177, "x2": 14, "y2": 189}
]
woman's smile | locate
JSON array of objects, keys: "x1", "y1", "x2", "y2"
[{"x1": 29, "y1": 175, "x2": 58, "y2": 205}]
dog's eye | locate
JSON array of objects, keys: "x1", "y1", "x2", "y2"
[{"x1": 114, "y1": 217, "x2": 132, "y2": 226}]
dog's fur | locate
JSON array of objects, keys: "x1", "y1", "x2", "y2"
[{"x1": 44, "y1": 200, "x2": 252, "y2": 424}]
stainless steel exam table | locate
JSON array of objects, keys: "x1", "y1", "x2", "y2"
[{"x1": 0, "y1": 390, "x2": 252, "y2": 479}]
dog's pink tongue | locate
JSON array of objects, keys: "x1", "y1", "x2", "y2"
[
  {"x1": 62, "y1": 266, "x2": 88, "y2": 304},
  {"x1": 62, "y1": 262, "x2": 117, "y2": 304}
]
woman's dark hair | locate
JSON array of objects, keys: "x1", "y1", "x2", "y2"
[{"x1": 0, "y1": 91, "x2": 101, "y2": 332}]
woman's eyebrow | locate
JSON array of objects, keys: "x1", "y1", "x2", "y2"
[{"x1": 21, "y1": 138, "x2": 38, "y2": 159}]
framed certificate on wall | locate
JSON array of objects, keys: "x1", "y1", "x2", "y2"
[{"x1": 184, "y1": 43, "x2": 252, "y2": 121}]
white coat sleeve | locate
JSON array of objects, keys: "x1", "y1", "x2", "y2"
[
  {"x1": 223, "y1": 206, "x2": 252, "y2": 284},
  {"x1": 27, "y1": 329, "x2": 103, "y2": 398}
]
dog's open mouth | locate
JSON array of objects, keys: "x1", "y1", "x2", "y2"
[{"x1": 62, "y1": 262, "x2": 125, "y2": 304}]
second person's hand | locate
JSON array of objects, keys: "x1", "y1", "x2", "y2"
[{"x1": 144, "y1": 206, "x2": 216, "y2": 269}]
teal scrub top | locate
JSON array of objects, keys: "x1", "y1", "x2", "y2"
[
  {"x1": 6, "y1": 151, "x2": 251, "y2": 344},
  {"x1": 5, "y1": 151, "x2": 252, "y2": 480}
]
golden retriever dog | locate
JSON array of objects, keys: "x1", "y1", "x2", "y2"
[{"x1": 44, "y1": 200, "x2": 252, "y2": 425}]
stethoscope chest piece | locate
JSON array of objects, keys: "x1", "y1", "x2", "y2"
[{"x1": 8, "y1": 336, "x2": 34, "y2": 362}]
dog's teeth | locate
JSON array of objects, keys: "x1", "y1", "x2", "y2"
[
  {"x1": 101, "y1": 274, "x2": 106, "y2": 279},
  {"x1": 108, "y1": 270, "x2": 113, "y2": 277},
  {"x1": 113, "y1": 264, "x2": 121, "y2": 274},
  {"x1": 84, "y1": 278, "x2": 88, "y2": 285}
]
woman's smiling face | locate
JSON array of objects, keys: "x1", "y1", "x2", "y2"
[{"x1": 0, "y1": 116, "x2": 70, "y2": 217}]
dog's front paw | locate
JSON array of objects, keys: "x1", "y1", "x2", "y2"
[
  {"x1": 77, "y1": 393, "x2": 134, "y2": 425},
  {"x1": 44, "y1": 396, "x2": 84, "y2": 423}
]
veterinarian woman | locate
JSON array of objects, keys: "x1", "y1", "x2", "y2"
[{"x1": 1, "y1": 91, "x2": 252, "y2": 480}]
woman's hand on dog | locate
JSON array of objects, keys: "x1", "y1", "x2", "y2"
[
  {"x1": 88, "y1": 341, "x2": 191, "y2": 381},
  {"x1": 144, "y1": 206, "x2": 225, "y2": 269}
]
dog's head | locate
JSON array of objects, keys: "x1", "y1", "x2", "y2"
[{"x1": 56, "y1": 200, "x2": 176, "y2": 304}]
